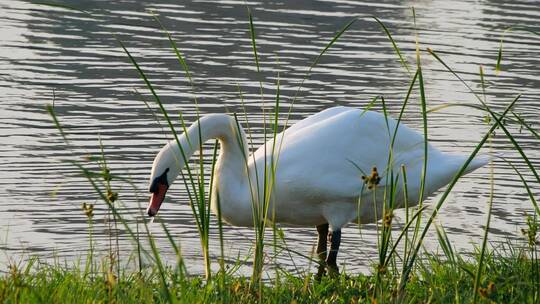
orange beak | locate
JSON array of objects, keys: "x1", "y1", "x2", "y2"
[{"x1": 147, "y1": 183, "x2": 168, "y2": 217}]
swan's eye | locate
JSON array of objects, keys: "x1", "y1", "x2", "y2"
[{"x1": 149, "y1": 168, "x2": 169, "y2": 193}]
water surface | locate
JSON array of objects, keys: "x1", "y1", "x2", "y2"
[{"x1": 1, "y1": 0, "x2": 539, "y2": 274}]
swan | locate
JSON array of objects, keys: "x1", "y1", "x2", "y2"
[{"x1": 146, "y1": 106, "x2": 487, "y2": 276}]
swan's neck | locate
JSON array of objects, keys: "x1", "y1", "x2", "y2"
[{"x1": 162, "y1": 114, "x2": 254, "y2": 226}]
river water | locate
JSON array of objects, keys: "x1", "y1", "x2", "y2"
[{"x1": 1, "y1": 0, "x2": 539, "y2": 275}]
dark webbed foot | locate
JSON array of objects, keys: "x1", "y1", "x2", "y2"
[
  {"x1": 314, "y1": 224, "x2": 342, "y2": 279},
  {"x1": 326, "y1": 229, "x2": 341, "y2": 277},
  {"x1": 315, "y1": 223, "x2": 329, "y2": 280}
]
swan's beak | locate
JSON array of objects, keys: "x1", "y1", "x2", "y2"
[{"x1": 147, "y1": 183, "x2": 168, "y2": 217}]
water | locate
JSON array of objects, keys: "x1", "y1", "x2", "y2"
[{"x1": 1, "y1": 0, "x2": 539, "y2": 274}]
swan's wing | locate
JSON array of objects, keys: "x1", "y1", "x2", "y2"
[
  {"x1": 280, "y1": 106, "x2": 352, "y2": 135},
  {"x1": 253, "y1": 109, "x2": 432, "y2": 202},
  {"x1": 267, "y1": 106, "x2": 356, "y2": 155}
]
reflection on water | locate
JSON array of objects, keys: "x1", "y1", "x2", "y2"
[{"x1": 1, "y1": 0, "x2": 539, "y2": 274}]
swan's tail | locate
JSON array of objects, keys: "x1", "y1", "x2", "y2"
[
  {"x1": 408, "y1": 152, "x2": 489, "y2": 201},
  {"x1": 463, "y1": 154, "x2": 489, "y2": 175},
  {"x1": 429, "y1": 153, "x2": 489, "y2": 194}
]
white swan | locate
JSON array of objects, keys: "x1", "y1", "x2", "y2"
[{"x1": 146, "y1": 106, "x2": 487, "y2": 275}]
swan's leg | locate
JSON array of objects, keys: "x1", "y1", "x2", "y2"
[
  {"x1": 315, "y1": 223, "x2": 329, "y2": 279},
  {"x1": 326, "y1": 229, "x2": 341, "y2": 276}
]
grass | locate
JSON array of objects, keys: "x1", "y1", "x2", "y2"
[
  {"x1": 1, "y1": 241, "x2": 539, "y2": 303},
  {"x1": 3, "y1": 4, "x2": 540, "y2": 303}
]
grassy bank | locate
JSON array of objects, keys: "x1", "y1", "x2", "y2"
[{"x1": 1, "y1": 241, "x2": 539, "y2": 303}]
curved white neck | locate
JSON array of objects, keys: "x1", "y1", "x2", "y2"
[{"x1": 158, "y1": 114, "x2": 255, "y2": 226}]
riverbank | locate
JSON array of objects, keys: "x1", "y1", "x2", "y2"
[{"x1": 1, "y1": 240, "x2": 538, "y2": 303}]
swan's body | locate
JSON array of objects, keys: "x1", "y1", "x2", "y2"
[{"x1": 147, "y1": 106, "x2": 487, "y2": 275}]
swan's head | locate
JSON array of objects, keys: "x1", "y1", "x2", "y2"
[{"x1": 146, "y1": 141, "x2": 184, "y2": 217}]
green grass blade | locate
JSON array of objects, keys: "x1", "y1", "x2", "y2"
[
  {"x1": 382, "y1": 205, "x2": 428, "y2": 267},
  {"x1": 473, "y1": 137, "x2": 494, "y2": 303},
  {"x1": 247, "y1": 8, "x2": 261, "y2": 73},
  {"x1": 505, "y1": 160, "x2": 540, "y2": 216},
  {"x1": 372, "y1": 17, "x2": 411, "y2": 74},
  {"x1": 495, "y1": 38, "x2": 503, "y2": 74},
  {"x1": 45, "y1": 104, "x2": 70, "y2": 145},
  {"x1": 434, "y1": 224, "x2": 456, "y2": 265},
  {"x1": 151, "y1": 14, "x2": 195, "y2": 85},
  {"x1": 33, "y1": 2, "x2": 90, "y2": 14},
  {"x1": 416, "y1": 33, "x2": 428, "y2": 212},
  {"x1": 427, "y1": 103, "x2": 486, "y2": 114}
]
